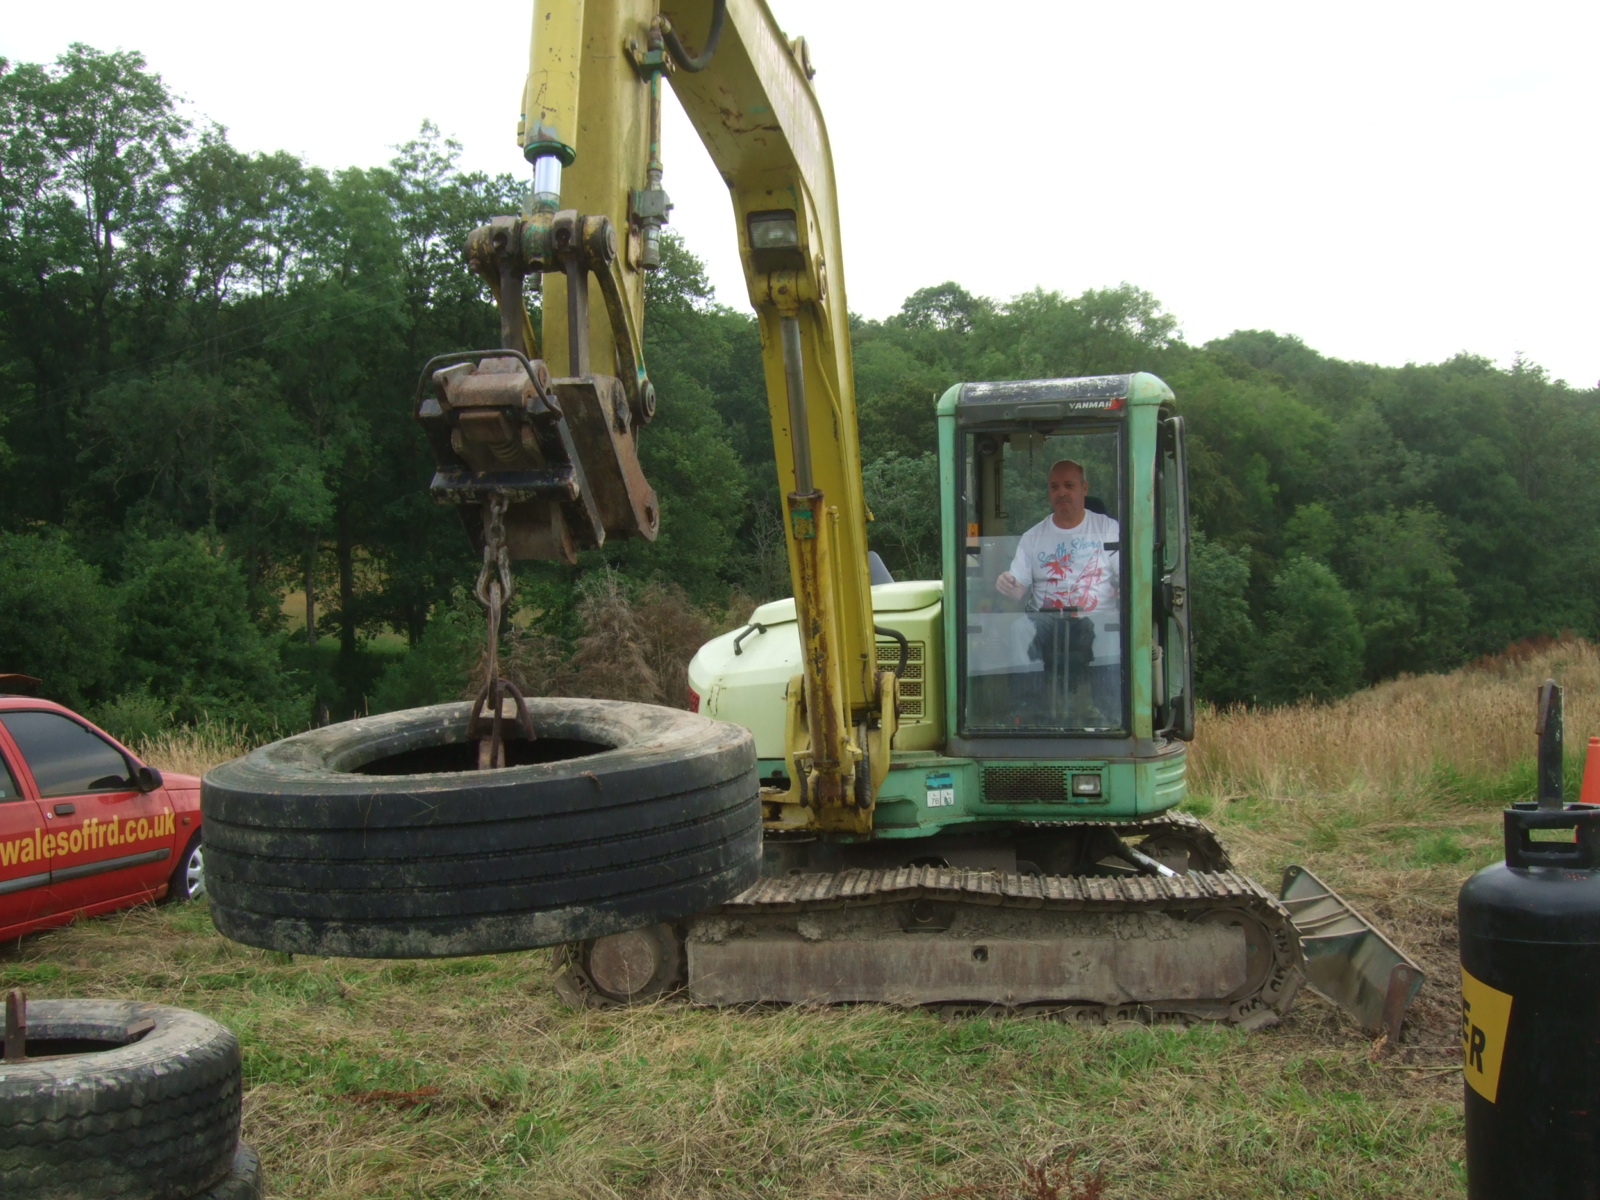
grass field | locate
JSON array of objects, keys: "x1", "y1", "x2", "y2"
[{"x1": 5, "y1": 639, "x2": 1596, "y2": 1199}]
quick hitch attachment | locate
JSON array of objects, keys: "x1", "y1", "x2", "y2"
[{"x1": 413, "y1": 210, "x2": 659, "y2": 566}]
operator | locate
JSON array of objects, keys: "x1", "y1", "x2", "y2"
[{"x1": 994, "y1": 459, "x2": 1120, "y2": 720}]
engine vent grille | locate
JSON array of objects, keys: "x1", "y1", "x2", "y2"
[
  {"x1": 981, "y1": 765, "x2": 1068, "y2": 804},
  {"x1": 877, "y1": 640, "x2": 926, "y2": 720}
]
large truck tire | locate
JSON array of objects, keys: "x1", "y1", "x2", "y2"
[
  {"x1": 191, "y1": 1144, "x2": 262, "y2": 1200},
  {"x1": 202, "y1": 699, "x2": 761, "y2": 958},
  {"x1": 0, "y1": 999, "x2": 242, "y2": 1200}
]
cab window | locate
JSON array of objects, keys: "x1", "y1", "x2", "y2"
[
  {"x1": 961, "y1": 428, "x2": 1126, "y2": 734},
  {"x1": 0, "y1": 712, "x2": 133, "y2": 798}
]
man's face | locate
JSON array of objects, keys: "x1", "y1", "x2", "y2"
[{"x1": 1048, "y1": 464, "x2": 1087, "y2": 526}]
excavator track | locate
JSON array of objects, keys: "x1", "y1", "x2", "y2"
[
  {"x1": 1035, "y1": 810, "x2": 1233, "y2": 874},
  {"x1": 1113, "y1": 810, "x2": 1233, "y2": 871},
  {"x1": 556, "y1": 865, "x2": 1305, "y2": 1029}
]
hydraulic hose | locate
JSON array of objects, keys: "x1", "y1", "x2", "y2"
[
  {"x1": 663, "y1": 0, "x2": 727, "y2": 72},
  {"x1": 874, "y1": 625, "x2": 909, "y2": 680}
]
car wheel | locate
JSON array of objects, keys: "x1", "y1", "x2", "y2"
[
  {"x1": 163, "y1": 832, "x2": 205, "y2": 904},
  {"x1": 191, "y1": 1143, "x2": 262, "y2": 1200},
  {"x1": 201, "y1": 699, "x2": 761, "y2": 959},
  {"x1": 0, "y1": 999, "x2": 241, "y2": 1200}
]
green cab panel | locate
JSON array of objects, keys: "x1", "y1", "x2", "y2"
[{"x1": 871, "y1": 746, "x2": 1187, "y2": 837}]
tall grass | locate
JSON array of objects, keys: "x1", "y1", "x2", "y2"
[
  {"x1": 135, "y1": 720, "x2": 258, "y2": 777},
  {"x1": 1191, "y1": 636, "x2": 1598, "y2": 801}
]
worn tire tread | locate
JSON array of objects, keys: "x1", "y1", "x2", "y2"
[
  {"x1": 0, "y1": 1000, "x2": 241, "y2": 1200},
  {"x1": 191, "y1": 1143, "x2": 262, "y2": 1200},
  {"x1": 203, "y1": 699, "x2": 761, "y2": 958}
]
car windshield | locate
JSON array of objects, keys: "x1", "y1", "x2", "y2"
[{"x1": 961, "y1": 428, "x2": 1126, "y2": 734}]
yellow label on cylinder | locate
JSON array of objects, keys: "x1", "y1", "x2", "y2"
[{"x1": 1461, "y1": 967, "x2": 1514, "y2": 1103}]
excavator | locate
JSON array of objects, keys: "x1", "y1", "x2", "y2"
[{"x1": 415, "y1": 0, "x2": 1421, "y2": 1033}]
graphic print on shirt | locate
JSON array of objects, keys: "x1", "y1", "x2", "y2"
[{"x1": 1036, "y1": 535, "x2": 1110, "y2": 611}]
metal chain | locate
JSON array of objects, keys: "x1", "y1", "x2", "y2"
[
  {"x1": 475, "y1": 495, "x2": 514, "y2": 613},
  {"x1": 467, "y1": 495, "x2": 536, "y2": 768}
]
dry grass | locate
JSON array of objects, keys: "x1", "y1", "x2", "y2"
[
  {"x1": 1192, "y1": 635, "x2": 1599, "y2": 799},
  {"x1": 1188, "y1": 636, "x2": 1599, "y2": 1087},
  {"x1": 2, "y1": 907, "x2": 1464, "y2": 1200},
  {"x1": 15, "y1": 646, "x2": 1587, "y2": 1197},
  {"x1": 136, "y1": 722, "x2": 258, "y2": 777}
]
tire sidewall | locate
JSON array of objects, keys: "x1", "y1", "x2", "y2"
[
  {"x1": 200, "y1": 699, "x2": 761, "y2": 958},
  {"x1": 203, "y1": 699, "x2": 752, "y2": 824},
  {"x1": 0, "y1": 999, "x2": 241, "y2": 1199}
]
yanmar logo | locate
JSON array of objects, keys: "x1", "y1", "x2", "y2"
[{"x1": 0, "y1": 809, "x2": 176, "y2": 868}]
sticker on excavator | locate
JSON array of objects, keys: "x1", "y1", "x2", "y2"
[
  {"x1": 1461, "y1": 967, "x2": 1513, "y2": 1103},
  {"x1": 925, "y1": 771, "x2": 955, "y2": 808}
]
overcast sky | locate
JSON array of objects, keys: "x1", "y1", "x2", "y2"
[{"x1": 6, "y1": 1, "x2": 1596, "y2": 388}]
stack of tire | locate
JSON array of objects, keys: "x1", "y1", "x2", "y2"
[{"x1": 0, "y1": 999, "x2": 260, "y2": 1199}]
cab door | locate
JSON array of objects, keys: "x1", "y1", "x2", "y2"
[
  {"x1": 1155, "y1": 412, "x2": 1195, "y2": 740},
  {"x1": 0, "y1": 710, "x2": 174, "y2": 918},
  {"x1": 0, "y1": 742, "x2": 51, "y2": 936}
]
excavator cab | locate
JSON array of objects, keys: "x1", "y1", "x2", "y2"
[{"x1": 940, "y1": 373, "x2": 1193, "y2": 792}]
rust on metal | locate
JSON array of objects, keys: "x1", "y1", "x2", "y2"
[
  {"x1": 785, "y1": 489, "x2": 869, "y2": 832},
  {"x1": 466, "y1": 495, "x2": 537, "y2": 770},
  {"x1": 418, "y1": 205, "x2": 660, "y2": 570},
  {"x1": 4, "y1": 988, "x2": 24, "y2": 1062},
  {"x1": 339, "y1": 1086, "x2": 442, "y2": 1109},
  {"x1": 553, "y1": 923, "x2": 684, "y2": 1008},
  {"x1": 1381, "y1": 963, "x2": 1425, "y2": 1046},
  {"x1": 1278, "y1": 863, "x2": 1426, "y2": 1041}
]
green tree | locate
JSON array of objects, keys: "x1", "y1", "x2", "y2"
[
  {"x1": 81, "y1": 361, "x2": 331, "y2": 541},
  {"x1": 1169, "y1": 353, "x2": 1328, "y2": 562},
  {"x1": 1282, "y1": 502, "x2": 1341, "y2": 564},
  {"x1": 861, "y1": 451, "x2": 940, "y2": 581},
  {"x1": 853, "y1": 338, "x2": 944, "y2": 462},
  {"x1": 115, "y1": 531, "x2": 302, "y2": 729},
  {"x1": 1345, "y1": 506, "x2": 1470, "y2": 680},
  {"x1": 1256, "y1": 555, "x2": 1365, "y2": 704},
  {"x1": 0, "y1": 46, "x2": 190, "y2": 525},
  {"x1": 0, "y1": 531, "x2": 118, "y2": 707},
  {"x1": 1190, "y1": 530, "x2": 1256, "y2": 706},
  {"x1": 369, "y1": 586, "x2": 482, "y2": 713},
  {"x1": 602, "y1": 234, "x2": 748, "y2": 597},
  {"x1": 969, "y1": 283, "x2": 1181, "y2": 382}
]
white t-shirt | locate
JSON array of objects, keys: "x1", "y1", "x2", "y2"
[{"x1": 1007, "y1": 511, "x2": 1120, "y2": 644}]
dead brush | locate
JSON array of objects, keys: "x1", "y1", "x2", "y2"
[
  {"x1": 928, "y1": 1152, "x2": 1109, "y2": 1200},
  {"x1": 480, "y1": 570, "x2": 723, "y2": 709},
  {"x1": 561, "y1": 571, "x2": 720, "y2": 707},
  {"x1": 465, "y1": 618, "x2": 573, "y2": 702}
]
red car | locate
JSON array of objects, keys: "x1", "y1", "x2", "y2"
[{"x1": 0, "y1": 690, "x2": 204, "y2": 942}]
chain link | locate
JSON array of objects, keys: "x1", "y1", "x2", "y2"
[
  {"x1": 475, "y1": 495, "x2": 514, "y2": 612},
  {"x1": 476, "y1": 496, "x2": 510, "y2": 768}
]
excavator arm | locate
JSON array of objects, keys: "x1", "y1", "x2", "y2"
[{"x1": 416, "y1": 0, "x2": 892, "y2": 828}]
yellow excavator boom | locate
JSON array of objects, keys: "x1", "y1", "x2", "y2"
[{"x1": 420, "y1": 0, "x2": 891, "y2": 830}]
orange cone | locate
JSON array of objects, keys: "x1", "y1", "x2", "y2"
[{"x1": 1582, "y1": 737, "x2": 1600, "y2": 806}]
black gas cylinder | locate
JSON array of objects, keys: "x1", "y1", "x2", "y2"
[{"x1": 1459, "y1": 800, "x2": 1600, "y2": 1198}]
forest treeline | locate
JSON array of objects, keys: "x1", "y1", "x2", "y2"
[{"x1": 3, "y1": 46, "x2": 1597, "y2": 738}]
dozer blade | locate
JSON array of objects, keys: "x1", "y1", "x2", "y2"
[{"x1": 1278, "y1": 864, "x2": 1424, "y2": 1043}]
